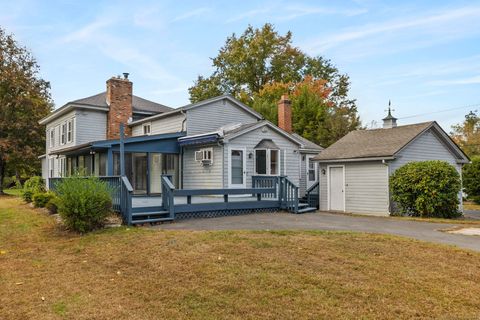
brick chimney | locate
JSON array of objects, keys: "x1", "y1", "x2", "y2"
[
  {"x1": 278, "y1": 94, "x2": 292, "y2": 133},
  {"x1": 106, "y1": 73, "x2": 132, "y2": 139}
]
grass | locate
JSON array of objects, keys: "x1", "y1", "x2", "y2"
[
  {"x1": 3, "y1": 188, "x2": 22, "y2": 197},
  {"x1": 1, "y1": 196, "x2": 480, "y2": 319}
]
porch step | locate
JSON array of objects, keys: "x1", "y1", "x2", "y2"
[
  {"x1": 298, "y1": 202, "x2": 309, "y2": 208},
  {"x1": 296, "y1": 207, "x2": 317, "y2": 214},
  {"x1": 132, "y1": 210, "x2": 169, "y2": 217},
  {"x1": 131, "y1": 217, "x2": 174, "y2": 224}
]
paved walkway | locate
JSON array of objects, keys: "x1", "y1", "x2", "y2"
[{"x1": 156, "y1": 211, "x2": 480, "y2": 252}]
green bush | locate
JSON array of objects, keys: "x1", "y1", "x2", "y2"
[
  {"x1": 22, "y1": 176, "x2": 45, "y2": 203},
  {"x1": 463, "y1": 156, "x2": 480, "y2": 204},
  {"x1": 45, "y1": 197, "x2": 59, "y2": 214},
  {"x1": 390, "y1": 160, "x2": 461, "y2": 218},
  {"x1": 33, "y1": 192, "x2": 55, "y2": 208},
  {"x1": 55, "y1": 175, "x2": 113, "y2": 232}
]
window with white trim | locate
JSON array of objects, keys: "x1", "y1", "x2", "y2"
[
  {"x1": 255, "y1": 149, "x2": 280, "y2": 175},
  {"x1": 49, "y1": 129, "x2": 55, "y2": 148},
  {"x1": 143, "y1": 123, "x2": 151, "y2": 135},
  {"x1": 195, "y1": 148, "x2": 213, "y2": 165},
  {"x1": 61, "y1": 123, "x2": 66, "y2": 145},
  {"x1": 67, "y1": 119, "x2": 74, "y2": 143},
  {"x1": 49, "y1": 158, "x2": 55, "y2": 178}
]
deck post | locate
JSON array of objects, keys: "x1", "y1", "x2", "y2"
[
  {"x1": 120, "y1": 123, "x2": 125, "y2": 177},
  {"x1": 224, "y1": 194, "x2": 228, "y2": 203},
  {"x1": 278, "y1": 176, "x2": 283, "y2": 209}
]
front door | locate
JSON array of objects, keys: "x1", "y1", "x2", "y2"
[
  {"x1": 229, "y1": 148, "x2": 246, "y2": 188},
  {"x1": 306, "y1": 155, "x2": 318, "y2": 189},
  {"x1": 329, "y1": 166, "x2": 344, "y2": 211}
]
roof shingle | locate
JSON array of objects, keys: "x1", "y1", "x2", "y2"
[{"x1": 313, "y1": 122, "x2": 434, "y2": 161}]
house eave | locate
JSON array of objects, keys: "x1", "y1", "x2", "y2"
[
  {"x1": 315, "y1": 156, "x2": 396, "y2": 163},
  {"x1": 39, "y1": 104, "x2": 109, "y2": 125}
]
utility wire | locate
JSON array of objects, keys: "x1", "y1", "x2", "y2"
[{"x1": 398, "y1": 103, "x2": 480, "y2": 120}]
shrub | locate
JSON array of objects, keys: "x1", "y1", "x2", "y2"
[
  {"x1": 463, "y1": 156, "x2": 480, "y2": 204},
  {"x1": 45, "y1": 197, "x2": 59, "y2": 214},
  {"x1": 390, "y1": 160, "x2": 461, "y2": 218},
  {"x1": 33, "y1": 192, "x2": 55, "y2": 208},
  {"x1": 55, "y1": 175, "x2": 113, "y2": 232},
  {"x1": 22, "y1": 176, "x2": 45, "y2": 203}
]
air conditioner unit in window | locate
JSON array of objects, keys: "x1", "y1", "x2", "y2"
[{"x1": 201, "y1": 159, "x2": 213, "y2": 166}]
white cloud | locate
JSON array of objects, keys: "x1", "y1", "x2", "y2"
[
  {"x1": 304, "y1": 6, "x2": 480, "y2": 54},
  {"x1": 172, "y1": 7, "x2": 212, "y2": 22},
  {"x1": 428, "y1": 75, "x2": 480, "y2": 86}
]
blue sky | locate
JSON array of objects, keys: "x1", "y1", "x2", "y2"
[{"x1": 1, "y1": 0, "x2": 480, "y2": 130}]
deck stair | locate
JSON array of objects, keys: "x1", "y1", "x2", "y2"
[{"x1": 131, "y1": 206, "x2": 172, "y2": 224}]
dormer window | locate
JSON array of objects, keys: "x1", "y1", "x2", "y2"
[{"x1": 143, "y1": 123, "x2": 151, "y2": 135}]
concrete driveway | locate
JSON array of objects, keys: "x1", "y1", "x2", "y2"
[{"x1": 155, "y1": 211, "x2": 480, "y2": 252}]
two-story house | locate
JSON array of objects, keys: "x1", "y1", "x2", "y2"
[{"x1": 40, "y1": 74, "x2": 322, "y2": 201}]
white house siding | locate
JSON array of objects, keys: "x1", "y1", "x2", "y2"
[
  {"x1": 389, "y1": 128, "x2": 464, "y2": 211},
  {"x1": 299, "y1": 153, "x2": 307, "y2": 196},
  {"x1": 74, "y1": 110, "x2": 106, "y2": 144},
  {"x1": 131, "y1": 113, "x2": 185, "y2": 136},
  {"x1": 182, "y1": 144, "x2": 223, "y2": 189},
  {"x1": 224, "y1": 126, "x2": 301, "y2": 188},
  {"x1": 45, "y1": 110, "x2": 77, "y2": 153},
  {"x1": 186, "y1": 100, "x2": 258, "y2": 135},
  {"x1": 319, "y1": 161, "x2": 389, "y2": 216}
]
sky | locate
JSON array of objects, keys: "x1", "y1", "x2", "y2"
[{"x1": 1, "y1": 0, "x2": 480, "y2": 130}]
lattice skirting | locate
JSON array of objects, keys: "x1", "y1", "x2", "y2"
[{"x1": 175, "y1": 207, "x2": 279, "y2": 220}]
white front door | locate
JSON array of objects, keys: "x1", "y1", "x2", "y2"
[
  {"x1": 306, "y1": 155, "x2": 318, "y2": 189},
  {"x1": 328, "y1": 166, "x2": 344, "y2": 211},
  {"x1": 228, "y1": 147, "x2": 246, "y2": 188}
]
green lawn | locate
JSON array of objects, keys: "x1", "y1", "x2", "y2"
[
  {"x1": 1, "y1": 196, "x2": 480, "y2": 319},
  {"x1": 3, "y1": 188, "x2": 22, "y2": 197}
]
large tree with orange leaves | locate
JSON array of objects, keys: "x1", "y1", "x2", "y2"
[
  {"x1": 188, "y1": 23, "x2": 360, "y2": 146},
  {"x1": 253, "y1": 76, "x2": 360, "y2": 147}
]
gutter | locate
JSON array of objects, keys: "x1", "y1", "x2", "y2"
[{"x1": 315, "y1": 156, "x2": 396, "y2": 163}]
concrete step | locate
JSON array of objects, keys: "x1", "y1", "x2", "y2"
[
  {"x1": 131, "y1": 217, "x2": 174, "y2": 224},
  {"x1": 296, "y1": 207, "x2": 317, "y2": 214}
]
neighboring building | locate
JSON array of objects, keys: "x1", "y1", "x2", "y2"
[
  {"x1": 39, "y1": 76, "x2": 322, "y2": 198},
  {"x1": 313, "y1": 109, "x2": 470, "y2": 216}
]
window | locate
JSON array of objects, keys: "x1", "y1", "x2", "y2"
[
  {"x1": 143, "y1": 123, "x2": 151, "y2": 135},
  {"x1": 195, "y1": 148, "x2": 213, "y2": 164},
  {"x1": 308, "y1": 160, "x2": 316, "y2": 181},
  {"x1": 59, "y1": 158, "x2": 66, "y2": 177},
  {"x1": 49, "y1": 129, "x2": 55, "y2": 148},
  {"x1": 67, "y1": 119, "x2": 74, "y2": 143},
  {"x1": 61, "y1": 123, "x2": 66, "y2": 145},
  {"x1": 255, "y1": 149, "x2": 280, "y2": 175},
  {"x1": 94, "y1": 153, "x2": 107, "y2": 176},
  {"x1": 49, "y1": 158, "x2": 55, "y2": 178}
]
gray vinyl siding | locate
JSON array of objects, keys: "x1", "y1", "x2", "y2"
[
  {"x1": 186, "y1": 100, "x2": 258, "y2": 135},
  {"x1": 131, "y1": 113, "x2": 184, "y2": 136},
  {"x1": 224, "y1": 126, "x2": 301, "y2": 188},
  {"x1": 319, "y1": 161, "x2": 389, "y2": 216},
  {"x1": 390, "y1": 128, "x2": 461, "y2": 173},
  {"x1": 182, "y1": 145, "x2": 223, "y2": 189},
  {"x1": 319, "y1": 163, "x2": 328, "y2": 211},
  {"x1": 300, "y1": 154, "x2": 307, "y2": 196},
  {"x1": 74, "y1": 110, "x2": 106, "y2": 144}
]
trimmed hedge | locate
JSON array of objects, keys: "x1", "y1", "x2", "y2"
[
  {"x1": 390, "y1": 160, "x2": 461, "y2": 218},
  {"x1": 463, "y1": 156, "x2": 480, "y2": 204},
  {"x1": 55, "y1": 175, "x2": 113, "y2": 233}
]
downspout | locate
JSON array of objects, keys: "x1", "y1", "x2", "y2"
[{"x1": 180, "y1": 110, "x2": 187, "y2": 188}]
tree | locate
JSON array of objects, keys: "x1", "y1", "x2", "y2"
[
  {"x1": 451, "y1": 111, "x2": 480, "y2": 157},
  {"x1": 188, "y1": 23, "x2": 359, "y2": 146},
  {"x1": 252, "y1": 76, "x2": 360, "y2": 147},
  {"x1": 463, "y1": 156, "x2": 480, "y2": 203},
  {"x1": 0, "y1": 27, "x2": 52, "y2": 194},
  {"x1": 188, "y1": 23, "x2": 354, "y2": 106}
]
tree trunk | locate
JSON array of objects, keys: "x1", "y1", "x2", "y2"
[{"x1": 0, "y1": 156, "x2": 5, "y2": 195}]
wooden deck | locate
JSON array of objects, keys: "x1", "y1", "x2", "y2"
[{"x1": 132, "y1": 195, "x2": 278, "y2": 208}]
